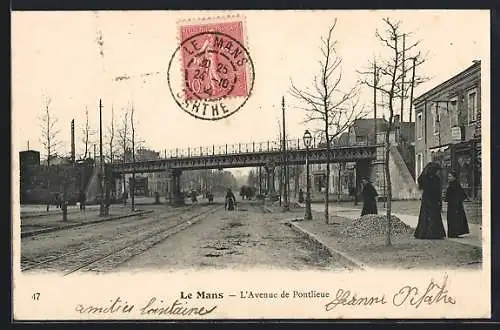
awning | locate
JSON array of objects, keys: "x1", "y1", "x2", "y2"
[{"x1": 430, "y1": 145, "x2": 450, "y2": 153}]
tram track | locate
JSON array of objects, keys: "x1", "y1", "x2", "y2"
[
  {"x1": 64, "y1": 205, "x2": 223, "y2": 275},
  {"x1": 21, "y1": 203, "x2": 219, "y2": 273}
]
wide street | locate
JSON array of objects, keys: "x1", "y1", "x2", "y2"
[{"x1": 20, "y1": 199, "x2": 353, "y2": 275}]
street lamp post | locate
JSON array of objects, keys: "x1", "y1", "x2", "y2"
[{"x1": 303, "y1": 130, "x2": 312, "y2": 220}]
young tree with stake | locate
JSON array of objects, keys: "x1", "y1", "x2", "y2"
[
  {"x1": 358, "y1": 18, "x2": 426, "y2": 246},
  {"x1": 290, "y1": 19, "x2": 365, "y2": 224}
]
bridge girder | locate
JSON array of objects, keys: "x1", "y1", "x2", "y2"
[{"x1": 108, "y1": 146, "x2": 378, "y2": 174}]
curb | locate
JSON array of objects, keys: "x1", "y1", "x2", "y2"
[
  {"x1": 284, "y1": 220, "x2": 373, "y2": 271},
  {"x1": 21, "y1": 210, "x2": 154, "y2": 238},
  {"x1": 21, "y1": 210, "x2": 83, "y2": 219}
]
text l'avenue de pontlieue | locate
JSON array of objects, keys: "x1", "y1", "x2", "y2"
[{"x1": 74, "y1": 277, "x2": 456, "y2": 316}]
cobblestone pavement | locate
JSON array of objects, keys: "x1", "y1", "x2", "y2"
[{"x1": 118, "y1": 201, "x2": 352, "y2": 272}]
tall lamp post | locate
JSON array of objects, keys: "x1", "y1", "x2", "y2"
[{"x1": 303, "y1": 130, "x2": 312, "y2": 220}]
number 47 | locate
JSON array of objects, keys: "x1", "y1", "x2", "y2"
[{"x1": 32, "y1": 292, "x2": 40, "y2": 301}]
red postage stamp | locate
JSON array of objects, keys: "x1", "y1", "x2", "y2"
[{"x1": 179, "y1": 19, "x2": 250, "y2": 102}]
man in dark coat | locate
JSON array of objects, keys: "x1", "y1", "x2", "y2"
[
  {"x1": 225, "y1": 188, "x2": 236, "y2": 211},
  {"x1": 360, "y1": 178, "x2": 378, "y2": 216},
  {"x1": 414, "y1": 162, "x2": 446, "y2": 239},
  {"x1": 445, "y1": 170, "x2": 470, "y2": 238}
]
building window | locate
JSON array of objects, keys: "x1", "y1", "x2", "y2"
[
  {"x1": 416, "y1": 153, "x2": 423, "y2": 178},
  {"x1": 449, "y1": 97, "x2": 459, "y2": 127},
  {"x1": 468, "y1": 89, "x2": 478, "y2": 124},
  {"x1": 433, "y1": 103, "x2": 440, "y2": 135},
  {"x1": 416, "y1": 112, "x2": 423, "y2": 139}
]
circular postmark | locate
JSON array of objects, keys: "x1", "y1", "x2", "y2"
[{"x1": 167, "y1": 31, "x2": 255, "y2": 121}]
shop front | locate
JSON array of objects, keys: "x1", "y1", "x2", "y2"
[
  {"x1": 430, "y1": 140, "x2": 481, "y2": 200},
  {"x1": 451, "y1": 139, "x2": 481, "y2": 200}
]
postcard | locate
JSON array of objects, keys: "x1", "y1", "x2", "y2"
[{"x1": 11, "y1": 9, "x2": 490, "y2": 320}]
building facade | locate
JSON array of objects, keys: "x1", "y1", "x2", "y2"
[{"x1": 413, "y1": 60, "x2": 481, "y2": 199}]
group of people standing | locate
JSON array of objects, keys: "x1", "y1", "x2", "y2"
[
  {"x1": 414, "y1": 162, "x2": 470, "y2": 239},
  {"x1": 357, "y1": 161, "x2": 470, "y2": 240}
]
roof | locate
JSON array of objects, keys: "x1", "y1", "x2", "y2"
[
  {"x1": 351, "y1": 118, "x2": 388, "y2": 137},
  {"x1": 414, "y1": 61, "x2": 481, "y2": 105},
  {"x1": 332, "y1": 132, "x2": 350, "y2": 146}
]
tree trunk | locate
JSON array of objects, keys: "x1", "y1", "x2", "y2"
[
  {"x1": 384, "y1": 130, "x2": 392, "y2": 247},
  {"x1": 325, "y1": 126, "x2": 330, "y2": 224}
]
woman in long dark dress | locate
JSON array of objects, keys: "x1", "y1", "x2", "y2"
[
  {"x1": 225, "y1": 188, "x2": 236, "y2": 211},
  {"x1": 360, "y1": 178, "x2": 378, "y2": 216},
  {"x1": 414, "y1": 162, "x2": 446, "y2": 239},
  {"x1": 445, "y1": 171, "x2": 470, "y2": 238}
]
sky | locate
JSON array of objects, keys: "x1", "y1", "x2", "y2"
[{"x1": 11, "y1": 10, "x2": 490, "y2": 178}]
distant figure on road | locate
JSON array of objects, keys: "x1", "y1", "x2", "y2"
[
  {"x1": 360, "y1": 178, "x2": 378, "y2": 216},
  {"x1": 123, "y1": 191, "x2": 128, "y2": 205},
  {"x1": 298, "y1": 188, "x2": 304, "y2": 204},
  {"x1": 207, "y1": 191, "x2": 214, "y2": 204},
  {"x1": 79, "y1": 191, "x2": 86, "y2": 212},
  {"x1": 349, "y1": 186, "x2": 358, "y2": 205},
  {"x1": 55, "y1": 193, "x2": 61, "y2": 209},
  {"x1": 445, "y1": 170, "x2": 470, "y2": 238},
  {"x1": 414, "y1": 162, "x2": 446, "y2": 240},
  {"x1": 191, "y1": 190, "x2": 198, "y2": 204},
  {"x1": 225, "y1": 188, "x2": 236, "y2": 211}
]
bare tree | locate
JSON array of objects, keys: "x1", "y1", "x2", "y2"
[
  {"x1": 117, "y1": 109, "x2": 129, "y2": 162},
  {"x1": 117, "y1": 108, "x2": 129, "y2": 201},
  {"x1": 39, "y1": 96, "x2": 60, "y2": 167},
  {"x1": 106, "y1": 105, "x2": 116, "y2": 164},
  {"x1": 358, "y1": 18, "x2": 426, "y2": 246},
  {"x1": 81, "y1": 106, "x2": 96, "y2": 160},
  {"x1": 290, "y1": 19, "x2": 365, "y2": 224}
]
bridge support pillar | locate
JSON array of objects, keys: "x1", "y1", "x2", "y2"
[
  {"x1": 166, "y1": 168, "x2": 184, "y2": 206},
  {"x1": 265, "y1": 166, "x2": 276, "y2": 196}
]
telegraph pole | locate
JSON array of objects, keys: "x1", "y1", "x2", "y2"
[
  {"x1": 71, "y1": 119, "x2": 75, "y2": 165},
  {"x1": 409, "y1": 57, "x2": 416, "y2": 123},
  {"x1": 99, "y1": 99, "x2": 105, "y2": 216},
  {"x1": 282, "y1": 96, "x2": 289, "y2": 211}
]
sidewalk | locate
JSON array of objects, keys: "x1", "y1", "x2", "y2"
[
  {"x1": 307, "y1": 203, "x2": 482, "y2": 248},
  {"x1": 20, "y1": 205, "x2": 153, "y2": 237},
  {"x1": 21, "y1": 204, "x2": 101, "y2": 218}
]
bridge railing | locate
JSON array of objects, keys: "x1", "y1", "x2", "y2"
[{"x1": 161, "y1": 138, "x2": 375, "y2": 159}]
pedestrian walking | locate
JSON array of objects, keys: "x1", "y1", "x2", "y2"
[
  {"x1": 360, "y1": 178, "x2": 378, "y2": 216},
  {"x1": 225, "y1": 188, "x2": 236, "y2": 211},
  {"x1": 79, "y1": 190, "x2": 86, "y2": 212},
  {"x1": 191, "y1": 190, "x2": 198, "y2": 204},
  {"x1": 445, "y1": 170, "x2": 470, "y2": 238},
  {"x1": 414, "y1": 162, "x2": 446, "y2": 239},
  {"x1": 55, "y1": 193, "x2": 61, "y2": 209},
  {"x1": 123, "y1": 191, "x2": 128, "y2": 205},
  {"x1": 349, "y1": 186, "x2": 358, "y2": 205}
]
